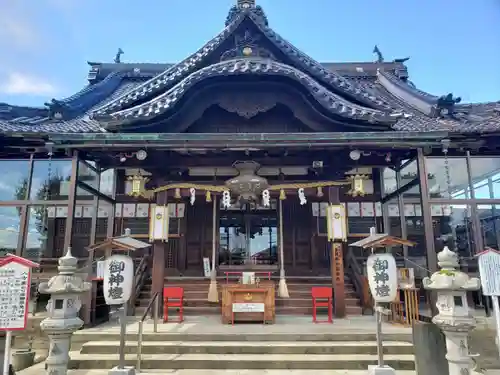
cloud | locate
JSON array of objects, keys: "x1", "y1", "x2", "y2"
[
  {"x1": 0, "y1": 73, "x2": 57, "y2": 96},
  {"x1": 0, "y1": 2, "x2": 40, "y2": 50}
]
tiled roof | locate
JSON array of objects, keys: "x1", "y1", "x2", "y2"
[
  {"x1": 0, "y1": 4, "x2": 498, "y2": 135},
  {"x1": 97, "y1": 59, "x2": 401, "y2": 127}
]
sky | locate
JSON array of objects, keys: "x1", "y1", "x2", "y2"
[{"x1": 0, "y1": 0, "x2": 499, "y2": 107}]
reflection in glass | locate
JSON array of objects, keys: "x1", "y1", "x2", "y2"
[
  {"x1": 425, "y1": 157, "x2": 468, "y2": 198},
  {"x1": 78, "y1": 161, "x2": 99, "y2": 190},
  {"x1": 219, "y1": 210, "x2": 278, "y2": 265},
  {"x1": 433, "y1": 204, "x2": 473, "y2": 258},
  {"x1": 477, "y1": 204, "x2": 500, "y2": 250},
  {"x1": 382, "y1": 168, "x2": 397, "y2": 195},
  {"x1": 468, "y1": 158, "x2": 500, "y2": 199},
  {"x1": 0, "y1": 160, "x2": 31, "y2": 201},
  {"x1": 30, "y1": 160, "x2": 72, "y2": 200},
  {"x1": 399, "y1": 160, "x2": 418, "y2": 189},
  {"x1": 100, "y1": 169, "x2": 115, "y2": 196},
  {"x1": 24, "y1": 206, "x2": 51, "y2": 261},
  {"x1": 0, "y1": 206, "x2": 21, "y2": 256}
]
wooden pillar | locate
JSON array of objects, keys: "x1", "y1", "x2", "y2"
[
  {"x1": 328, "y1": 187, "x2": 346, "y2": 317},
  {"x1": 416, "y1": 148, "x2": 438, "y2": 316}
]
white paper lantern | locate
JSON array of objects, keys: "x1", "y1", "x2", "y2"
[
  {"x1": 103, "y1": 254, "x2": 134, "y2": 305},
  {"x1": 366, "y1": 253, "x2": 398, "y2": 303}
]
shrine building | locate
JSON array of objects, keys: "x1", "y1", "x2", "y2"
[{"x1": 0, "y1": 0, "x2": 499, "y2": 320}]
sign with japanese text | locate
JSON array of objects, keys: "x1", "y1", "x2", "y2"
[
  {"x1": 103, "y1": 254, "x2": 134, "y2": 305},
  {"x1": 0, "y1": 255, "x2": 39, "y2": 331},
  {"x1": 477, "y1": 248, "x2": 500, "y2": 296},
  {"x1": 366, "y1": 253, "x2": 398, "y2": 303}
]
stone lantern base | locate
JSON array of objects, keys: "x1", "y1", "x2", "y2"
[
  {"x1": 367, "y1": 365, "x2": 396, "y2": 375},
  {"x1": 109, "y1": 366, "x2": 136, "y2": 375}
]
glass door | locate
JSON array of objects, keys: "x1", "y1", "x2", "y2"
[{"x1": 219, "y1": 205, "x2": 278, "y2": 266}]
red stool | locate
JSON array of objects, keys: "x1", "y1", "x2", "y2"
[
  {"x1": 163, "y1": 287, "x2": 184, "y2": 323},
  {"x1": 312, "y1": 286, "x2": 333, "y2": 323}
]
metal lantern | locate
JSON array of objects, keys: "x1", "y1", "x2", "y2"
[
  {"x1": 127, "y1": 174, "x2": 149, "y2": 197},
  {"x1": 225, "y1": 161, "x2": 269, "y2": 204},
  {"x1": 346, "y1": 174, "x2": 369, "y2": 197}
]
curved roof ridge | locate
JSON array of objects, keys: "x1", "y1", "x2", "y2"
[
  {"x1": 247, "y1": 12, "x2": 392, "y2": 112},
  {"x1": 93, "y1": 14, "x2": 247, "y2": 117},
  {"x1": 96, "y1": 58, "x2": 399, "y2": 127},
  {"x1": 376, "y1": 69, "x2": 442, "y2": 117}
]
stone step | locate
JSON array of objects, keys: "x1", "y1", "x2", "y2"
[
  {"x1": 80, "y1": 340, "x2": 414, "y2": 356},
  {"x1": 72, "y1": 331, "x2": 412, "y2": 344},
  {"x1": 138, "y1": 297, "x2": 360, "y2": 308},
  {"x1": 135, "y1": 305, "x2": 362, "y2": 316},
  {"x1": 139, "y1": 289, "x2": 359, "y2": 300},
  {"x1": 68, "y1": 352, "x2": 415, "y2": 370},
  {"x1": 20, "y1": 370, "x2": 419, "y2": 375}
]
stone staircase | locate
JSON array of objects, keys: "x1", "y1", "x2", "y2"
[
  {"x1": 68, "y1": 331, "x2": 415, "y2": 371},
  {"x1": 136, "y1": 275, "x2": 362, "y2": 316}
]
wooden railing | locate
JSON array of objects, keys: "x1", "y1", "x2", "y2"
[
  {"x1": 345, "y1": 249, "x2": 373, "y2": 314},
  {"x1": 128, "y1": 255, "x2": 150, "y2": 315}
]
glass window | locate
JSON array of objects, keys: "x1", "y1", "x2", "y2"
[
  {"x1": 0, "y1": 206, "x2": 22, "y2": 256},
  {"x1": 382, "y1": 168, "x2": 397, "y2": 195},
  {"x1": 469, "y1": 158, "x2": 500, "y2": 199},
  {"x1": 399, "y1": 160, "x2": 418, "y2": 189},
  {"x1": 432, "y1": 204, "x2": 473, "y2": 258},
  {"x1": 425, "y1": 157, "x2": 468, "y2": 199},
  {"x1": 30, "y1": 160, "x2": 72, "y2": 200},
  {"x1": 24, "y1": 206, "x2": 52, "y2": 261},
  {"x1": 78, "y1": 161, "x2": 99, "y2": 190},
  {"x1": 100, "y1": 169, "x2": 115, "y2": 196},
  {"x1": 477, "y1": 204, "x2": 500, "y2": 250},
  {"x1": 0, "y1": 160, "x2": 31, "y2": 201}
]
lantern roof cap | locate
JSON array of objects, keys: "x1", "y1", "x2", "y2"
[
  {"x1": 87, "y1": 229, "x2": 151, "y2": 252},
  {"x1": 350, "y1": 233, "x2": 415, "y2": 249}
]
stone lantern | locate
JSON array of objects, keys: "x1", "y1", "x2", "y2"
[
  {"x1": 422, "y1": 246, "x2": 481, "y2": 375},
  {"x1": 39, "y1": 248, "x2": 91, "y2": 375}
]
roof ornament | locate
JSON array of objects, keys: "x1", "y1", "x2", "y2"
[
  {"x1": 114, "y1": 48, "x2": 124, "y2": 64},
  {"x1": 226, "y1": 0, "x2": 268, "y2": 26},
  {"x1": 435, "y1": 93, "x2": 462, "y2": 118},
  {"x1": 373, "y1": 45, "x2": 384, "y2": 63},
  {"x1": 394, "y1": 57, "x2": 410, "y2": 63},
  {"x1": 45, "y1": 99, "x2": 68, "y2": 120}
]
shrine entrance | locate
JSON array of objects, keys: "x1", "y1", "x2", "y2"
[{"x1": 218, "y1": 202, "x2": 278, "y2": 267}]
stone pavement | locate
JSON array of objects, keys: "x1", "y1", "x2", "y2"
[
  {"x1": 74, "y1": 315, "x2": 412, "y2": 337},
  {"x1": 14, "y1": 366, "x2": 500, "y2": 375}
]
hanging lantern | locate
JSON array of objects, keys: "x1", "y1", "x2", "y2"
[
  {"x1": 225, "y1": 161, "x2": 269, "y2": 204},
  {"x1": 316, "y1": 186, "x2": 324, "y2": 198},
  {"x1": 279, "y1": 189, "x2": 286, "y2": 200},
  {"x1": 127, "y1": 174, "x2": 149, "y2": 198},
  {"x1": 347, "y1": 174, "x2": 369, "y2": 197},
  {"x1": 174, "y1": 188, "x2": 181, "y2": 199}
]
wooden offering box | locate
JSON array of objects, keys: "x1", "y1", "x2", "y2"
[{"x1": 221, "y1": 281, "x2": 275, "y2": 324}]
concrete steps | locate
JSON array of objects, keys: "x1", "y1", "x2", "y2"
[{"x1": 68, "y1": 332, "x2": 415, "y2": 371}]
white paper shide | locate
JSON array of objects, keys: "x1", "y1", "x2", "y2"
[
  {"x1": 103, "y1": 254, "x2": 134, "y2": 305},
  {"x1": 366, "y1": 253, "x2": 398, "y2": 303}
]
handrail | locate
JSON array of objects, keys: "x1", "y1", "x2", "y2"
[
  {"x1": 136, "y1": 291, "x2": 160, "y2": 372},
  {"x1": 345, "y1": 248, "x2": 372, "y2": 313},
  {"x1": 128, "y1": 255, "x2": 149, "y2": 314}
]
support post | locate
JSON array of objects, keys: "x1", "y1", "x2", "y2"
[
  {"x1": 416, "y1": 148, "x2": 438, "y2": 316},
  {"x1": 328, "y1": 187, "x2": 345, "y2": 317}
]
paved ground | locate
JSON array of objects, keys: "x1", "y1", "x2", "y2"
[{"x1": 75, "y1": 315, "x2": 412, "y2": 336}]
